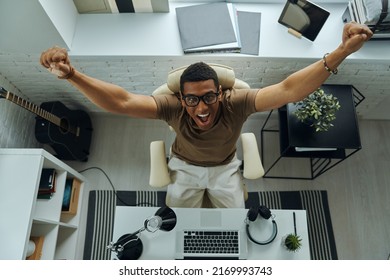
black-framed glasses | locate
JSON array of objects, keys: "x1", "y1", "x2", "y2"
[{"x1": 182, "y1": 92, "x2": 220, "y2": 107}]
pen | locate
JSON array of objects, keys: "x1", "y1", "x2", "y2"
[{"x1": 293, "y1": 212, "x2": 297, "y2": 235}]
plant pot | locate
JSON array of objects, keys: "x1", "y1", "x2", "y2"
[{"x1": 281, "y1": 233, "x2": 302, "y2": 252}]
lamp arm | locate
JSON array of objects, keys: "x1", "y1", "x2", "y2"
[{"x1": 107, "y1": 226, "x2": 145, "y2": 252}]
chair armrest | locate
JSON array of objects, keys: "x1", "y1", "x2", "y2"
[
  {"x1": 149, "y1": 141, "x2": 171, "y2": 188},
  {"x1": 241, "y1": 133, "x2": 264, "y2": 179}
]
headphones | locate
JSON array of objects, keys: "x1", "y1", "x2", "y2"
[{"x1": 245, "y1": 205, "x2": 278, "y2": 245}]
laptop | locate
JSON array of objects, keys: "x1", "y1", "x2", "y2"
[{"x1": 174, "y1": 208, "x2": 248, "y2": 260}]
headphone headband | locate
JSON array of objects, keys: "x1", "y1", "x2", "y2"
[{"x1": 245, "y1": 206, "x2": 278, "y2": 245}]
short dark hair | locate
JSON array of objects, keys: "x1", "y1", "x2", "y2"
[{"x1": 180, "y1": 62, "x2": 219, "y2": 93}]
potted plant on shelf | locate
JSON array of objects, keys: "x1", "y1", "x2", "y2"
[
  {"x1": 283, "y1": 233, "x2": 302, "y2": 252},
  {"x1": 293, "y1": 88, "x2": 341, "y2": 132}
]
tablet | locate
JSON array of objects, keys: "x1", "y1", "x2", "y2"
[{"x1": 278, "y1": 0, "x2": 330, "y2": 41}]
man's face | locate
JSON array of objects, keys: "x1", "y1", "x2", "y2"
[{"x1": 180, "y1": 79, "x2": 222, "y2": 131}]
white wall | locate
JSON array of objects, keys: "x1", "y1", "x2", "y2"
[
  {"x1": 39, "y1": 0, "x2": 78, "y2": 49},
  {"x1": 0, "y1": 0, "x2": 68, "y2": 53},
  {"x1": 0, "y1": 74, "x2": 41, "y2": 148}
]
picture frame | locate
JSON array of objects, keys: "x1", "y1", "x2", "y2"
[
  {"x1": 278, "y1": 0, "x2": 330, "y2": 41},
  {"x1": 61, "y1": 178, "x2": 81, "y2": 216}
]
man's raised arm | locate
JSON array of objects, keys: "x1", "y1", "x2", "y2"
[
  {"x1": 254, "y1": 22, "x2": 373, "y2": 112},
  {"x1": 40, "y1": 47, "x2": 158, "y2": 119}
]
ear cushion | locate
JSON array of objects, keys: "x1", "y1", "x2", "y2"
[
  {"x1": 247, "y1": 207, "x2": 258, "y2": 222},
  {"x1": 258, "y1": 205, "x2": 272, "y2": 220}
]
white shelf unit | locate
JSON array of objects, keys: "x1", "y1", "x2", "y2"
[{"x1": 0, "y1": 148, "x2": 87, "y2": 260}]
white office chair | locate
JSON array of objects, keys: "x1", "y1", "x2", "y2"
[{"x1": 149, "y1": 63, "x2": 264, "y2": 201}]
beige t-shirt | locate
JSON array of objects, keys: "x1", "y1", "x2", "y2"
[{"x1": 153, "y1": 88, "x2": 259, "y2": 166}]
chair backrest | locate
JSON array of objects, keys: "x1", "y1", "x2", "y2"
[{"x1": 153, "y1": 63, "x2": 249, "y2": 96}]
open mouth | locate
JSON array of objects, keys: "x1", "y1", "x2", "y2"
[{"x1": 197, "y1": 113, "x2": 210, "y2": 123}]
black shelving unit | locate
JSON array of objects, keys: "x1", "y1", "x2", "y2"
[{"x1": 260, "y1": 84, "x2": 364, "y2": 180}]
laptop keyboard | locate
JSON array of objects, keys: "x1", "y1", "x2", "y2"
[{"x1": 183, "y1": 230, "x2": 239, "y2": 255}]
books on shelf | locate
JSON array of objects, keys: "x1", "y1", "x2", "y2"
[
  {"x1": 175, "y1": 2, "x2": 241, "y2": 54},
  {"x1": 347, "y1": 0, "x2": 389, "y2": 25},
  {"x1": 37, "y1": 168, "x2": 56, "y2": 199},
  {"x1": 343, "y1": 0, "x2": 389, "y2": 39}
]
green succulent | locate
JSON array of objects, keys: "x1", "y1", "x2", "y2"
[
  {"x1": 293, "y1": 88, "x2": 341, "y2": 132},
  {"x1": 284, "y1": 233, "x2": 302, "y2": 252}
]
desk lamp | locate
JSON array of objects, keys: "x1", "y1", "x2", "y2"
[{"x1": 107, "y1": 206, "x2": 177, "y2": 260}]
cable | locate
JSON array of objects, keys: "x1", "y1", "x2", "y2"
[{"x1": 78, "y1": 166, "x2": 158, "y2": 207}]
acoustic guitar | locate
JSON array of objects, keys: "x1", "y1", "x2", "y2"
[{"x1": 1, "y1": 86, "x2": 92, "y2": 162}]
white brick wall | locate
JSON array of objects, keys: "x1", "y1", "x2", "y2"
[
  {"x1": 84, "y1": 57, "x2": 389, "y2": 119},
  {"x1": 0, "y1": 53, "x2": 390, "y2": 122},
  {"x1": 0, "y1": 74, "x2": 41, "y2": 148},
  {"x1": 0, "y1": 99, "x2": 41, "y2": 148},
  {"x1": 0, "y1": 54, "x2": 389, "y2": 150}
]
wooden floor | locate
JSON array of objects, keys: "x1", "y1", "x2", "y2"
[{"x1": 67, "y1": 113, "x2": 390, "y2": 260}]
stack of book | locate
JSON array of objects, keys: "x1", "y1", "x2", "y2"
[
  {"x1": 37, "y1": 168, "x2": 56, "y2": 199},
  {"x1": 343, "y1": 0, "x2": 389, "y2": 38},
  {"x1": 175, "y1": 3, "x2": 261, "y2": 55}
]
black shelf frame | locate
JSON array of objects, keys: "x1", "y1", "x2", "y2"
[{"x1": 260, "y1": 85, "x2": 364, "y2": 180}]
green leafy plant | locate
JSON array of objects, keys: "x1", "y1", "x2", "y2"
[
  {"x1": 284, "y1": 233, "x2": 302, "y2": 252},
  {"x1": 293, "y1": 88, "x2": 341, "y2": 132}
]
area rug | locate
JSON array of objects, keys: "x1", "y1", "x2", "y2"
[{"x1": 83, "y1": 190, "x2": 337, "y2": 260}]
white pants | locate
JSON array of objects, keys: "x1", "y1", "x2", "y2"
[{"x1": 165, "y1": 156, "x2": 245, "y2": 208}]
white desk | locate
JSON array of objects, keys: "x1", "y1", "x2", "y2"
[{"x1": 111, "y1": 207, "x2": 310, "y2": 260}]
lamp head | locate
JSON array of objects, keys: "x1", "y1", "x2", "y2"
[{"x1": 151, "y1": 206, "x2": 177, "y2": 231}]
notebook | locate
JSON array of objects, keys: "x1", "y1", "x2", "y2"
[
  {"x1": 174, "y1": 209, "x2": 248, "y2": 260},
  {"x1": 175, "y1": 3, "x2": 241, "y2": 54},
  {"x1": 236, "y1": 10, "x2": 261, "y2": 55}
]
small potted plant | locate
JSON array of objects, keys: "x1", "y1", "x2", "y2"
[
  {"x1": 283, "y1": 233, "x2": 302, "y2": 252},
  {"x1": 293, "y1": 88, "x2": 341, "y2": 132}
]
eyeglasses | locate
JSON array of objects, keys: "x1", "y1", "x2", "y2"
[{"x1": 182, "y1": 92, "x2": 220, "y2": 107}]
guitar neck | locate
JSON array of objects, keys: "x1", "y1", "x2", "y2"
[{"x1": 1, "y1": 87, "x2": 62, "y2": 127}]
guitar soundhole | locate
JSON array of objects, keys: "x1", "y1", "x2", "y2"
[{"x1": 59, "y1": 118, "x2": 70, "y2": 134}]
